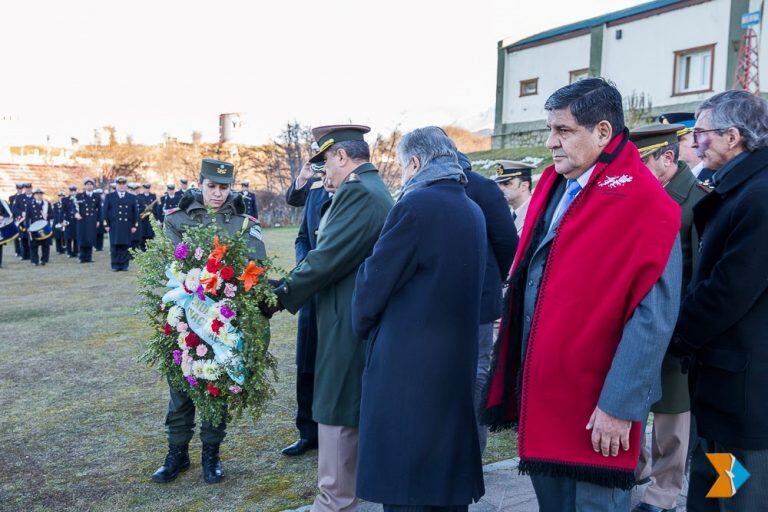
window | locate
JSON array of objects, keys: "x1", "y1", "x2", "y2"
[
  {"x1": 569, "y1": 68, "x2": 590, "y2": 84},
  {"x1": 519, "y1": 78, "x2": 538, "y2": 97},
  {"x1": 673, "y1": 45, "x2": 715, "y2": 95}
]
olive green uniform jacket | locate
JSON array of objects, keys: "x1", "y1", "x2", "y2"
[
  {"x1": 652, "y1": 161, "x2": 710, "y2": 414},
  {"x1": 163, "y1": 191, "x2": 266, "y2": 261},
  {"x1": 276, "y1": 163, "x2": 393, "y2": 427}
]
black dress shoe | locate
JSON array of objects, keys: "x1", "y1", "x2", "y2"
[
  {"x1": 632, "y1": 503, "x2": 673, "y2": 512},
  {"x1": 151, "y1": 444, "x2": 190, "y2": 483},
  {"x1": 202, "y1": 443, "x2": 224, "y2": 484},
  {"x1": 281, "y1": 438, "x2": 318, "y2": 457}
]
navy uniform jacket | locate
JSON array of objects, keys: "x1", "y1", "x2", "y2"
[
  {"x1": 129, "y1": 195, "x2": 142, "y2": 243},
  {"x1": 241, "y1": 191, "x2": 259, "y2": 219},
  {"x1": 103, "y1": 191, "x2": 139, "y2": 245},
  {"x1": 75, "y1": 191, "x2": 101, "y2": 246},
  {"x1": 24, "y1": 199, "x2": 53, "y2": 238},
  {"x1": 673, "y1": 147, "x2": 768, "y2": 449},
  {"x1": 62, "y1": 195, "x2": 78, "y2": 241},
  {"x1": 464, "y1": 169, "x2": 518, "y2": 323},
  {"x1": 286, "y1": 177, "x2": 332, "y2": 372},
  {"x1": 13, "y1": 193, "x2": 33, "y2": 219},
  {"x1": 52, "y1": 201, "x2": 63, "y2": 226},
  {"x1": 137, "y1": 192, "x2": 156, "y2": 239}
]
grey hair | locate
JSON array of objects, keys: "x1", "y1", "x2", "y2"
[
  {"x1": 328, "y1": 140, "x2": 370, "y2": 161},
  {"x1": 397, "y1": 126, "x2": 458, "y2": 168},
  {"x1": 696, "y1": 90, "x2": 768, "y2": 151}
]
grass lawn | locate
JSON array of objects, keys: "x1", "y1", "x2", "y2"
[{"x1": 0, "y1": 227, "x2": 516, "y2": 512}]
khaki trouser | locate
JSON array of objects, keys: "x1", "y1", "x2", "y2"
[
  {"x1": 311, "y1": 424, "x2": 359, "y2": 512},
  {"x1": 636, "y1": 411, "x2": 691, "y2": 509}
]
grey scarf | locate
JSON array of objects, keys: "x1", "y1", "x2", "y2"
[{"x1": 400, "y1": 155, "x2": 467, "y2": 198}]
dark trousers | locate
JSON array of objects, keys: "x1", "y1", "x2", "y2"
[
  {"x1": 383, "y1": 506, "x2": 468, "y2": 512},
  {"x1": 14, "y1": 236, "x2": 21, "y2": 256},
  {"x1": 296, "y1": 371, "x2": 318, "y2": 441},
  {"x1": 79, "y1": 245, "x2": 93, "y2": 262},
  {"x1": 66, "y1": 238, "x2": 78, "y2": 257},
  {"x1": 95, "y1": 233, "x2": 104, "y2": 251},
  {"x1": 20, "y1": 235, "x2": 30, "y2": 260},
  {"x1": 110, "y1": 244, "x2": 130, "y2": 270},
  {"x1": 165, "y1": 380, "x2": 226, "y2": 446},
  {"x1": 688, "y1": 437, "x2": 768, "y2": 511},
  {"x1": 54, "y1": 232, "x2": 65, "y2": 253},
  {"x1": 29, "y1": 238, "x2": 50, "y2": 264},
  {"x1": 0, "y1": 244, "x2": 3, "y2": 267}
]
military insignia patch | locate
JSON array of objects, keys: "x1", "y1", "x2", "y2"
[
  {"x1": 249, "y1": 225, "x2": 263, "y2": 241},
  {"x1": 216, "y1": 165, "x2": 227, "y2": 175}
]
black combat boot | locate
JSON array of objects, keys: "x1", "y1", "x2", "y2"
[
  {"x1": 201, "y1": 443, "x2": 224, "y2": 484},
  {"x1": 151, "y1": 444, "x2": 190, "y2": 483}
]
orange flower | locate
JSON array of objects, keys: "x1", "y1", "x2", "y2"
[
  {"x1": 209, "y1": 235, "x2": 229, "y2": 265},
  {"x1": 200, "y1": 273, "x2": 219, "y2": 296},
  {"x1": 238, "y1": 260, "x2": 266, "y2": 292}
]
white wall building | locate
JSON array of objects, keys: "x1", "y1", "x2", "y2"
[{"x1": 494, "y1": 0, "x2": 764, "y2": 148}]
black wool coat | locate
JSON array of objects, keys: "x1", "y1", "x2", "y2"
[{"x1": 673, "y1": 147, "x2": 768, "y2": 449}]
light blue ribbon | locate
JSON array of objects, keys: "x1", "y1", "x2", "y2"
[{"x1": 162, "y1": 267, "x2": 246, "y2": 385}]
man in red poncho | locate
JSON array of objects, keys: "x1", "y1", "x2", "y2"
[{"x1": 484, "y1": 78, "x2": 682, "y2": 511}]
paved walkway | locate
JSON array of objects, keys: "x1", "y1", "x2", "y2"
[{"x1": 282, "y1": 456, "x2": 688, "y2": 512}]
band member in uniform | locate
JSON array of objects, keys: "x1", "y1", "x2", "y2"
[
  {"x1": 0, "y1": 196, "x2": 16, "y2": 268},
  {"x1": 25, "y1": 188, "x2": 53, "y2": 266},
  {"x1": 9, "y1": 183, "x2": 23, "y2": 257},
  {"x1": 74, "y1": 178, "x2": 101, "y2": 263},
  {"x1": 102, "y1": 176, "x2": 139, "y2": 271},
  {"x1": 127, "y1": 183, "x2": 142, "y2": 253},
  {"x1": 239, "y1": 180, "x2": 259, "y2": 218},
  {"x1": 155, "y1": 183, "x2": 179, "y2": 223},
  {"x1": 13, "y1": 183, "x2": 34, "y2": 260},
  {"x1": 63, "y1": 185, "x2": 79, "y2": 258},
  {"x1": 95, "y1": 188, "x2": 106, "y2": 251},
  {"x1": 52, "y1": 192, "x2": 66, "y2": 254},
  {"x1": 492, "y1": 161, "x2": 536, "y2": 235},
  {"x1": 151, "y1": 159, "x2": 266, "y2": 485},
  {"x1": 137, "y1": 183, "x2": 157, "y2": 251}
]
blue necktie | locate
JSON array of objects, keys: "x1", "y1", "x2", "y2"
[{"x1": 551, "y1": 180, "x2": 582, "y2": 230}]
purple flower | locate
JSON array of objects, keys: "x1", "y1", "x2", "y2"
[
  {"x1": 196, "y1": 285, "x2": 205, "y2": 301},
  {"x1": 220, "y1": 305, "x2": 235, "y2": 320},
  {"x1": 172, "y1": 349, "x2": 182, "y2": 365},
  {"x1": 186, "y1": 375, "x2": 198, "y2": 387},
  {"x1": 174, "y1": 243, "x2": 189, "y2": 260},
  {"x1": 194, "y1": 247, "x2": 204, "y2": 260}
]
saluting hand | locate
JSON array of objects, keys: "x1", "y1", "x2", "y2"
[
  {"x1": 296, "y1": 162, "x2": 314, "y2": 189},
  {"x1": 586, "y1": 406, "x2": 631, "y2": 457}
]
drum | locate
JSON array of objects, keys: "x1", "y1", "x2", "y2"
[
  {"x1": 28, "y1": 220, "x2": 53, "y2": 241},
  {"x1": 0, "y1": 219, "x2": 19, "y2": 246}
]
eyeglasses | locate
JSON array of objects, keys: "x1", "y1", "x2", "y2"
[{"x1": 692, "y1": 128, "x2": 724, "y2": 143}]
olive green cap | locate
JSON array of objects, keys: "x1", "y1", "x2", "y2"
[
  {"x1": 629, "y1": 123, "x2": 684, "y2": 158},
  {"x1": 200, "y1": 159, "x2": 235, "y2": 185},
  {"x1": 309, "y1": 124, "x2": 371, "y2": 163}
]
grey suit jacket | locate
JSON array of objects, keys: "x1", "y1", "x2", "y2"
[{"x1": 521, "y1": 179, "x2": 683, "y2": 422}]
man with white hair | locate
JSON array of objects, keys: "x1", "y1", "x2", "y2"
[{"x1": 669, "y1": 90, "x2": 768, "y2": 511}]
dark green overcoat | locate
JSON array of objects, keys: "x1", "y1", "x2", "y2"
[
  {"x1": 653, "y1": 161, "x2": 709, "y2": 414},
  {"x1": 276, "y1": 163, "x2": 393, "y2": 426}
]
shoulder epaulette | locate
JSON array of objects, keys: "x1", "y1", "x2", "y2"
[
  {"x1": 166, "y1": 207, "x2": 180, "y2": 215},
  {"x1": 347, "y1": 173, "x2": 360, "y2": 183}
]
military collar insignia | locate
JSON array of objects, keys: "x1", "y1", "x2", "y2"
[{"x1": 598, "y1": 175, "x2": 634, "y2": 188}]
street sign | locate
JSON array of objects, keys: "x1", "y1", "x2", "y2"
[{"x1": 742, "y1": 11, "x2": 761, "y2": 28}]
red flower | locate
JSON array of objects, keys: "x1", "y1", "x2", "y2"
[
  {"x1": 163, "y1": 323, "x2": 172, "y2": 336},
  {"x1": 185, "y1": 331, "x2": 201, "y2": 348},
  {"x1": 211, "y1": 318, "x2": 224, "y2": 334},
  {"x1": 206, "y1": 257, "x2": 221, "y2": 274},
  {"x1": 220, "y1": 266, "x2": 235, "y2": 281},
  {"x1": 207, "y1": 383, "x2": 220, "y2": 397}
]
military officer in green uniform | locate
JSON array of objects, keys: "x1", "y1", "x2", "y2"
[
  {"x1": 630, "y1": 124, "x2": 710, "y2": 512},
  {"x1": 151, "y1": 158, "x2": 266, "y2": 485},
  {"x1": 261, "y1": 125, "x2": 393, "y2": 512}
]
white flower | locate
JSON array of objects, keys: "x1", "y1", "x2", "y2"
[
  {"x1": 184, "y1": 268, "x2": 202, "y2": 291},
  {"x1": 169, "y1": 262, "x2": 186, "y2": 283},
  {"x1": 192, "y1": 360, "x2": 205, "y2": 379},
  {"x1": 202, "y1": 360, "x2": 221, "y2": 381},
  {"x1": 166, "y1": 305, "x2": 183, "y2": 327},
  {"x1": 177, "y1": 334, "x2": 187, "y2": 349},
  {"x1": 217, "y1": 330, "x2": 235, "y2": 348},
  {"x1": 181, "y1": 358, "x2": 193, "y2": 377}
]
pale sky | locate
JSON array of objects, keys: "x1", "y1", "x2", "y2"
[{"x1": 1, "y1": 0, "x2": 642, "y2": 146}]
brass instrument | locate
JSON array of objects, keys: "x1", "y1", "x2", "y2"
[{"x1": 140, "y1": 197, "x2": 160, "y2": 219}]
